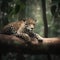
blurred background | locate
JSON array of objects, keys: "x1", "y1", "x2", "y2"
[{"x1": 0, "y1": 0, "x2": 60, "y2": 60}]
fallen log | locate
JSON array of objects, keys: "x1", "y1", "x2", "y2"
[{"x1": 0, "y1": 34, "x2": 60, "y2": 54}]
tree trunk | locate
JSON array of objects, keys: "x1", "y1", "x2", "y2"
[
  {"x1": 41, "y1": 0, "x2": 48, "y2": 38},
  {"x1": 0, "y1": 34, "x2": 60, "y2": 54}
]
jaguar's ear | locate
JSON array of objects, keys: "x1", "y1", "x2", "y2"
[{"x1": 20, "y1": 18, "x2": 26, "y2": 22}]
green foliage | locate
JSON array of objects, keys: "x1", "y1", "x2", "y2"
[
  {"x1": 15, "y1": 4, "x2": 20, "y2": 14},
  {"x1": 7, "y1": 0, "x2": 26, "y2": 22}
]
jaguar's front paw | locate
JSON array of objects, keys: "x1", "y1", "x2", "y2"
[{"x1": 35, "y1": 33, "x2": 43, "y2": 42}]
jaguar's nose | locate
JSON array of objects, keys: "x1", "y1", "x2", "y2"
[
  {"x1": 31, "y1": 28, "x2": 34, "y2": 30},
  {"x1": 31, "y1": 28, "x2": 34, "y2": 31}
]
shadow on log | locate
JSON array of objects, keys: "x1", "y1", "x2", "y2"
[{"x1": 0, "y1": 34, "x2": 60, "y2": 54}]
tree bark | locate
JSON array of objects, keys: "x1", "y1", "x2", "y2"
[
  {"x1": 41, "y1": 0, "x2": 48, "y2": 37},
  {"x1": 0, "y1": 34, "x2": 60, "y2": 54}
]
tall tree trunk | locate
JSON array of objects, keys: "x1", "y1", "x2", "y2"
[
  {"x1": 41, "y1": 0, "x2": 51, "y2": 60},
  {"x1": 41, "y1": 0, "x2": 48, "y2": 38}
]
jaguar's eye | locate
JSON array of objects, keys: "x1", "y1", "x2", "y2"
[
  {"x1": 25, "y1": 23, "x2": 27, "y2": 25},
  {"x1": 25, "y1": 23, "x2": 28, "y2": 26}
]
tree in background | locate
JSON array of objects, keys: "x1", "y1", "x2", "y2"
[
  {"x1": 41, "y1": 0, "x2": 48, "y2": 38},
  {"x1": 51, "y1": 0, "x2": 60, "y2": 37}
]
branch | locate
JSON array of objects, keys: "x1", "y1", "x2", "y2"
[{"x1": 0, "y1": 34, "x2": 60, "y2": 54}]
